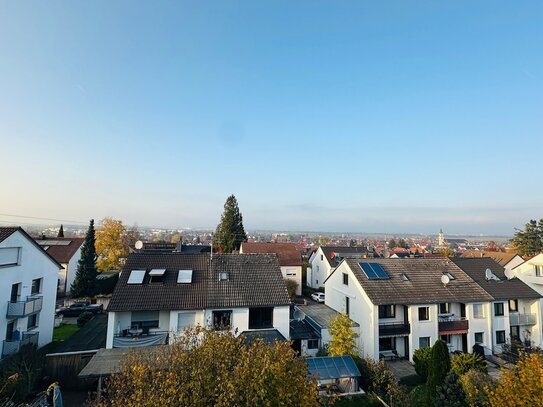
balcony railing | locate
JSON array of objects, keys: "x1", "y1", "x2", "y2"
[
  {"x1": 438, "y1": 316, "x2": 469, "y2": 332},
  {"x1": 379, "y1": 322, "x2": 410, "y2": 336},
  {"x1": 6, "y1": 296, "x2": 42, "y2": 318},
  {"x1": 1, "y1": 332, "x2": 39, "y2": 358},
  {"x1": 113, "y1": 328, "x2": 169, "y2": 348},
  {"x1": 509, "y1": 313, "x2": 537, "y2": 326}
]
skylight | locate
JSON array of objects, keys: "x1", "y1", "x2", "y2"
[
  {"x1": 400, "y1": 273, "x2": 409, "y2": 281},
  {"x1": 444, "y1": 272, "x2": 455, "y2": 280},
  {"x1": 219, "y1": 272, "x2": 229, "y2": 281},
  {"x1": 177, "y1": 269, "x2": 193, "y2": 283},
  {"x1": 127, "y1": 270, "x2": 146, "y2": 284},
  {"x1": 149, "y1": 269, "x2": 166, "y2": 276},
  {"x1": 359, "y1": 262, "x2": 389, "y2": 280}
]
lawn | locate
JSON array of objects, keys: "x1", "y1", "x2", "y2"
[{"x1": 53, "y1": 323, "x2": 79, "y2": 341}]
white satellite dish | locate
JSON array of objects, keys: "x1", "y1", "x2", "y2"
[
  {"x1": 441, "y1": 274, "x2": 450, "y2": 285},
  {"x1": 485, "y1": 268, "x2": 493, "y2": 280},
  {"x1": 293, "y1": 309, "x2": 305, "y2": 321},
  {"x1": 135, "y1": 240, "x2": 143, "y2": 250},
  {"x1": 504, "y1": 268, "x2": 514, "y2": 280}
]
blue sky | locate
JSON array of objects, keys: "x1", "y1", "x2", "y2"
[{"x1": 0, "y1": 1, "x2": 542, "y2": 234}]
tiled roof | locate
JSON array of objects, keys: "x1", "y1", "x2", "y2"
[
  {"x1": 0, "y1": 227, "x2": 19, "y2": 243},
  {"x1": 240, "y1": 242, "x2": 302, "y2": 266},
  {"x1": 320, "y1": 246, "x2": 370, "y2": 267},
  {"x1": 35, "y1": 237, "x2": 85, "y2": 264},
  {"x1": 343, "y1": 258, "x2": 493, "y2": 305},
  {"x1": 0, "y1": 227, "x2": 62, "y2": 268},
  {"x1": 451, "y1": 257, "x2": 541, "y2": 300},
  {"x1": 460, "y1": 251, "x2": 522, "y2": 266},
  {"x1": 107, "y1": 253, "x2": 290, "y2": 312}
]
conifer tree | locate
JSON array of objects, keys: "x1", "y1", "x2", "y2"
[
  {"x1": 57, "y1": 224, "x2": 64, "y2": 238},
  {"x1": 214, "y1": 195, "x2": 247, "y2": 253},
  {"x1": 71, "y1": 219, "x2": 98, "y2": 297},
  {"x1": 427, "y1": 339, "x2": 452, "y2": 402},
  {"x1": 511, "y1": 219, "x2": 543, "y2": 256}
]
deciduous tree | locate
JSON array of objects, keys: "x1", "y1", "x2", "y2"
[
  {"x1": 71, "y1": 219, "x2": 98, "y2": 297},
  {"x1": 95, "y1": 218, "x2": 128, "y2": 271},
  {"x1": 214, "y1": 195, "x2": 247, "y2": 253},
  {"x1": 459, "y1": 369, "x2": 494, "y2": 407},
  {"x1": 285, "y1": 279, "x2": 298, "y2": 300},
  {"x1": 328, "y1": 312, "x2": 359, "y2": 357}
]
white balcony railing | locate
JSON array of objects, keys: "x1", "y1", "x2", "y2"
[{"x1": 6, "y1": 296, "x2": 42, "y2": 318}]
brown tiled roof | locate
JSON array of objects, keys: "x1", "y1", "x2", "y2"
[
  {"x1": 451, "y1": 258, "x2": 541, "y2": 300},
  {"x1": 460, "y1": 251, "x2": 522, "y2": 266},
  {"x1": 0, "y1": 227, "x2": 62, "y2": 269},
  {"x1": 321, "y1": 246, "x2": 370, "y2": 267},
  {"x1": 343, "y1": 258, "x2": 493, "y2": 305},
  {"x1": 35, "y1": 237, "x2": 85, "y2": 264},
  {"x1": 0, "y1": 227, "x2": 19, "y2": 243},
  {"x1": 241, "y1": 242, "x2": 302, "y2": 266},
  {"x1": 107, "y1": 253, "x2": 290, "y2": 312}
]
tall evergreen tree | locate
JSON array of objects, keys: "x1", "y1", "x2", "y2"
[
  {"x1": 71, "y1": 219, "x2": 98, "y2": 297},
  {"x1": 57, "y1": 224, "x2": 64, "y2": 238},
  {"x1": 214, "y1": 195, "x2": 247, "y2": 253},
  {"x1": 511, "y1": 219, "x2": 543, "y2": 256},
  {"x1": 427, "y1": 339, "x2": 452, "y2": 402}
]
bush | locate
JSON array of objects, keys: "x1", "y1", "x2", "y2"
[
  {"x1": 459, "y1": 369, "x2": 494, "y2": 407},
  {"x1": 96, "y1": 272, "x2": 119, "y2": 295},
  {"x1": 451, "y1": 353, "x2": 487, "y2": 376},
  {"x1": 434, "y1": 371, "x2": 467, "y2": 407},
  {"x1": 0, "y1": 344, "x2": 45, "y2": 403},
  {"x1": 77, "y1": 311, "x2": 93, "y2": 327},
  {"x1": 285, "y1": 279, "x2": 298, "y2": 300},
  {"x1": 413, "y1": 347, "x2": 432, "y2": 380},
  {"x1": 427, "y1": 340, "x2": 451, "y2": 401}
]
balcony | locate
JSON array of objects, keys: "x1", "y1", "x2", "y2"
[
  {"x1": 1, "y1": 332, "x2": 39, "y2": 358},
  {"x1": 509, "y1": 313, "x2": 537, "y2": 326},
  {"x1": 113, "y1": 327, "x2": 169, "y2": 348},
  {"x1": 438, "y1": 316, "x2": 469, "y2": 333},
  {"x1": 6, "y1": 296, "x2": 42, "y2": 318},
  {"x1": 379, "y1": 322, "x2": 410, "y2": 337}
]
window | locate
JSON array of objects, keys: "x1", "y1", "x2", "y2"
[
  {"x1": 475, "y1": 332, "x2": 484, "y2": 344},
  {"x1": 418, "y1": 307, "x2": 430, "y2": 321},
  {"x1": 400, "y1": 273, "x2": 409, "y2": 281},
  {"x1": 286, "y1": 268, "x2": 297, "y2": 277},
  {"x1": 496, "y1": 330, "x2": 506, "y2": 344},
  {"x1": 508, "y1": 299, "x2": 518, "y2": 313},
  {"x1": 379, "y1": 305, "x2": 395, "y2": 319},
  {"x1": 249, "y1": 307, "x2": 273, "y2": 329},
  {"x1": 219, "y1": 272, "x2": 229, "y2": 281},
  {"x1": 494, "y1": 302, "x2": 504, "y2": 316},
  {"x1": 510, "y1": 326, "x2": 520, "y2": 340},
  {"x1": 419, "y1": 337, "x2": 431, "y2": 348},
  {"x1": 177, "y1": 312, "x2": 196, "y2": 330},
  {"x1": 10, "y1": 283, "x2": 20, "y2": 303},
  {"x1": 0, "y1": 247, "x2": 21, "y2": 267},
  {"x1": 307, "y1": 339, "x2": 319, "y2": 349},
  {"x1": 473, "y1": 304, "x2": 485, "y2": 319},
  {"x1": 535, "y1": 265, "x2": 543, "y2": 277},
  {"x1": 343, "y1": 273, "x2": 348, "y2": 285},
  {"x1": 131, "y1": 311, "x2": 160, "y2": 329},
  {"x1": 149, "y1": 269, "x2": 166, "y2": 284},
  {"x1": 379, "y1": 337, "x2": 395, "y2": 351},
  {"x1": 27, "y1": 313, "x2": 38, "y2": 330},
  {"x1": 321, "y1": 255, "x2": 323, "y2": 261},
  {"x1": 439, "y1": 303, "x2": 450, "y2": 314},
  {"x1": 5, "y1": 321, "x2": 15, "y2": 341},
  {"x1": 213, "y1": 310, "x2": 232, "y2": 330},
  {"x1": 440, "y1": 334, "x2": 451, "y2": 343},
  {"x1": 345, "y1": 297, "x2": 350, "y2": 316},
  {"x1": 31, "y1": 278, "x2": 42, "y2": 295},
  {"x1": 316, "y1": 280, "x2": 318, "y2": 285}
]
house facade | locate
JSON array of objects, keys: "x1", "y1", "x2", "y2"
[
  {"x1": 324, "y1": 258, "x2": 495, "y2": 362},
  {"x1": 35, "y1": 237, "x2": 84, "y2": 295},
  {"x1": 106, "y1": 253, "x2": 291, "y2": 348},
  {"x1": 0, "y1": 227, "x2": 61, "y2": 359},
  {"x1": 308, "y1": 246, "x2": 369, "y2": 289},
  {"x1": 240, "y1": 242, "x2": 302, "y2": 295}
]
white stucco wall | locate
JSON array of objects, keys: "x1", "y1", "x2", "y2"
[
  {"x1": 309, "y1": 248, "x2": 332, "y2": 288},
  {"x1": 281, "y1": 266, "x2": 302, "y2": 295},
  {"x1": 0, "y1": 231, "x2": 59, "y2": 350},
  {"x1": 466, "y1": 302, "x2": 492, "y2": 354},
  {"x1": 409, "y1": 304, "x2": 439, "y2": 361},
  {"x1": 65, "y1": 246, "x2": 82, "y2": 294}
]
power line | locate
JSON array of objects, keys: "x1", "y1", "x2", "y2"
[{"x1": 0, "y1": 213, "x2": 89, "y2": 225}]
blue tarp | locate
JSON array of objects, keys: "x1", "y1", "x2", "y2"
[{"x1": 306, "y1": 356, "x2": 361, "y2": 380}]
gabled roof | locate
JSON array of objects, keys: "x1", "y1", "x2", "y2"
[
  {"x1": 107, "y1": 253, "x2": 290, "y2": 312},
  {"x1": 0, "y1": 227, "x2": 62, "y2": 269},
  {"x1": 460, "y1": 250, "x2": 523, "y2": 266},
  {"x1": 319, "y1": 246, "x2": 370, "y2": 267},
  {"x1": 341, "y1": 258, "x2": 493, "y2": 305},
  {"x1": 240, "y1": 242, "x2": 302, "y2": 266},
  {"x1": 451, "y1": 257, "x2": 541, "y2": 301},
  {"x1": 35, "y1": 237, "x2": 85, "y2": 264}
]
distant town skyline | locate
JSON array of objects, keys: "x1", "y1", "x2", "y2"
[{"x1": 1, "y1": 2, "x2": 542, "y2": 236}]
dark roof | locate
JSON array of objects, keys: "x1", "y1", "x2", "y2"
[
  {"x1": 0, "y1": 227, "x2": 62, "y2": 269},
  {"x1": 241, "y1": 242, "x2": 302, "y2": 266},
  {"x1": 35, "y1": 237, "x2": 84, "y2": 264},
  {"x1": 289, "y1": 319, "x2": 320, "y2": 340},
  {"x1": 178, "y1": 244, "x2": 211, "y2": 253},
  {"x1": 107, "y1": 253, "x2": 291, "y2": 312},
  {"x1": 451, "y1": 257, "x2": 541, "y2": 301},
  {"x1": 342, "y1": 258, "x2": 493, "y2": 305},
  {"x1": 241, "y1": 329, "x2": 286, "y2": 345},
  {"x1": 320, "y1": 246, "x2": 370, "y2": 267}
]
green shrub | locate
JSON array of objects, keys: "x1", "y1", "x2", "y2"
[
  {"x1": 77, "y1": 311, "x2": 93, "y2": 327},
  {"x1": 434, "y1": 371, "x2": 467, "y2": 407},
  {"x1": 285, "y1": 279, "x2": 298, "y2": 300},
  {"x1": 413, "y1": 347, "x2": 433, "y2": 380},
  {"x1": 451, "y1": 353, "x2": 487, "y2": 376},
  {"x1": 459, "y1": 369, "x2": 494, "y2": 407},
  {"x1": 427, "y1": 340, "x2": 451, "y2": 401}
]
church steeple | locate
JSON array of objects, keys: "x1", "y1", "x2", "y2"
[{"x1": 438, "y1": 228, "x2": 445, "y2": 247}]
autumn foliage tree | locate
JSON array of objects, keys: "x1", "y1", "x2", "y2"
[
  {"x1": 98, "y1": 326, "x2": 319, "y2": 407},
  {"x1": 95, "y1": 218, "x2": 131, "y2": 271},
  {"x1": 328, "y1": 312, "x2": 359, "y2": 358}
]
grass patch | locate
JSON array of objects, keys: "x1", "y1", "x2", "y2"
[
  {"x1": 409, "y1": 383, "x2": 429, "y2": 406},
  {"x1": 53, "y1": 323, "x2": 79, "y2": 341}
]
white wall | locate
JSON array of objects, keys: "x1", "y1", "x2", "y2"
[
  {"x1": 466, "y1": 302, "x2": 492, "y2": 354},
  {"x1": 65, "y1": 246, "x2": 82, "y2": 294},
  {"x1": 309, "y1": 248, "x2": 332, "y2": 288},
  {"x1": 0, "y1": 231, "x2": 59, "y2": 351},
  {"x1": 409, "y1": 304, "x2": 439, "y2": 361}
]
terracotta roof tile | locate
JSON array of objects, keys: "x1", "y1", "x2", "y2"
[{"x1": 241, "y1": 242, "x2": 301, "y2": 266}]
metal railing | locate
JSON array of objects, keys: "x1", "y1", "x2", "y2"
[
  {"x1": 6, "y1": 296, "x2": 43, "y2": 318},
  {"x1": 438, "y1": 316, "x2": 469, "y2": 332},
  {"x1": 1, "y1": 331, "x2": 39, "y2": 358},
  {"x1": 509, "y1": 313, "x2": 536, "y2": 326},
  {"x1": 378, "y1": 322, "x2": 410, "y2": 336}
]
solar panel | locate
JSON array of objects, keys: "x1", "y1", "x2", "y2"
[
  {"x1": 149, "y1": 269, "x2": 166, "y2": 276},
  {"x1": 370, "y1": 263, "x2": 389, "y2": 279},
  {"x1": 127, "y1": 270, "x2": 146, "y2": 284},
  {"x1": 360, "y1": 262, "x2": 378, "y2": 279},
  {"x1": 177, "y1": 269, "x2": 193, "y2": 283}
]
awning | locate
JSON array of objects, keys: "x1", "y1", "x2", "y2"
[{"x1": 439, "y1": 329, "x2": 468, "y2": 335}]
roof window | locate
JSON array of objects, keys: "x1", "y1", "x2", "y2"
[
  {"x1": 127, "y1": 270, "x2": 146, "y2": 284},
  {"x1": 400, "y1": 273, "x2": 409, "y2": 281},
  {"x1": 177, "y1": 270, "x2": 193, "y2": 283},
  {"x1": 219, "y1": 272, "x2": 229, "y2": 281}
]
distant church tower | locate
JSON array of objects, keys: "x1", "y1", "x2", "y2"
[{"x1": 438, "y1": 228, "x2": 446, "y2": 247}]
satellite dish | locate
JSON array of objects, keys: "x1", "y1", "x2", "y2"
[
  {"x1": 504, "y1": 268, "x2": 514, "y2": 279},
  {"x1": 441, "y1": 274, "x2": 450, "y2": 285},
  {"x1": 485, "y1": 268, "x2": 493, "y2": 280},
  {"x1": 293, "y1": 309, "x2": 305, "y2": 321},
  {"x1": 135, "y1": 240, "x2": 143, "y2": 250}
]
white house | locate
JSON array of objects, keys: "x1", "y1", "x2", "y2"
[
  {"x1": 1, "y1": 227, "x2": 61, "y2": 359},
  {"x1": 324, "y1": 258, "x2": 497, "y2": 362},
  {"x1": 35, "y1": 236, "x2": 84, "y2": 295},
  {"x1": 105, "y1": 253, "x2": 291, "y2": 348},
  {"x1": 510, "y1": 253, "x2": 543, "y2": 296},
  {"x1": 240, "y1": 242, "x2": 302, "y2": 295},
  {"x1": 308, "y1": 246, "x2": 370, "y2": 289}
]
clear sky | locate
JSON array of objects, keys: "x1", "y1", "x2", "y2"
[{"x1": 1, "y1": 1, "x2": 542, "y2": 235}]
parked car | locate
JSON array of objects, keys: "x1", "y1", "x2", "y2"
[
  {"x1": 56, "y1": 301, "x2": 103, "y2": 317},
  {"x1": 311, "y1": 292, "x2": 325, "y2": 303}
]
